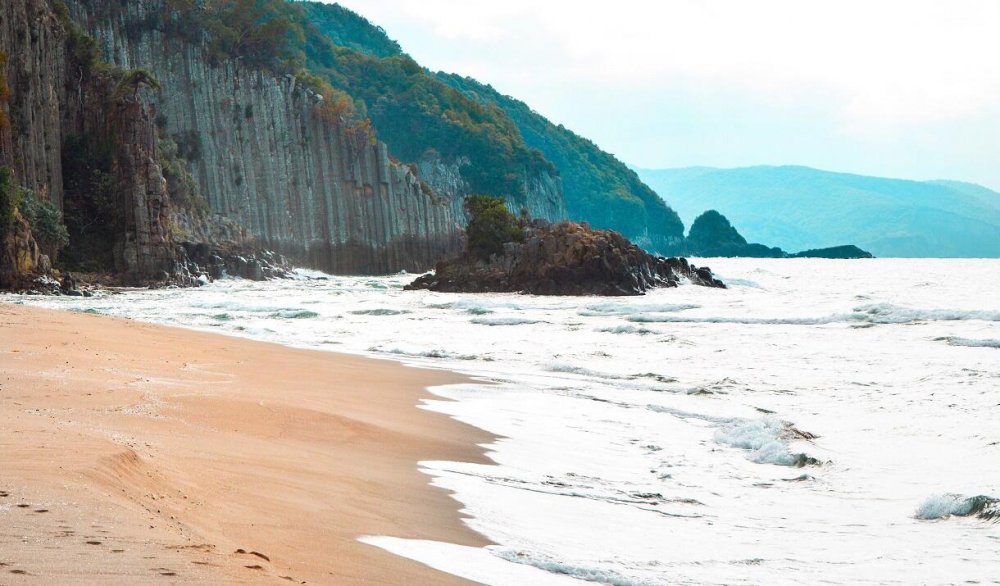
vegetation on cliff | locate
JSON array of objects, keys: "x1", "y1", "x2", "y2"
[
  {"x1": 296, "y1": 1, "x2": 401, "y2": 58},
  {"x1": 439, "y1": 74, "x2": 685, "y2": 250},
  {"x1": 0, "y1": 167, "x2": 20, "y2": 239},
  {"x1": 19, "y1": 190, "x2": 70, "y2": 258},
  {"x1": 464, "y1": 195, "x2": 525, "y2": 260},
  {"x1": 60, "y1": 134, "x2": 118, "y2": 272},
  {"x1": 151, "y1": 1, "x2": 547, "y2": 200}
]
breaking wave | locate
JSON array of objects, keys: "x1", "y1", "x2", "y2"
[
  {"x1": 938, "y1": 337, "x2": 1000, "y2": 349},
  {"x1": 628, "y1": 314, "x2": 838, "y2": 325},
  {"x1": 270, "y1": 309, "x2": 319, "y2": 319},
  {"x1": 349, "y1": 308, "x2": 410, "y2": 316},
  {"x1": 648, "y1": 405, "x2": 820, "y2": 467},
  {"x1": 714, "y1": 418, "x2": 821, "y2": 467},
  {"x1": 578, "y1": 302, "x2": 699, "y2": 317},
  {"x1": 372, "y1": 347, "x2": 488, "y2": 362},
  {"x1": 471, "y1": 317, "x2": 545, "y2": 326},
  {"x1": 599, "y1": 325, "x2": 658, "y2": 335},
  {"x1": 495, "y1": 550, "x2": 653, "y2": 586},
  {"x1": 915, "y1": 494, "x2": 1000, "y2": 521},
  {"x1": 625, "y1": 303, "x2": 1000, "y2": 326},
  {"x1": 547, "y1": 363, "x2": 627, "y2": 380},
  {"x1": 853, "y1": 304, "x2": 1000, "y2": 324}
]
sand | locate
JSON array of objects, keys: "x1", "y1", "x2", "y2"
[{"x1": 0, "y1": 303, "x2": 495, "y2": 584}]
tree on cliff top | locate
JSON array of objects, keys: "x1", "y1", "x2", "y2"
[{"x1": 464, "y1": 195, "x2": 523, "y2": 261}]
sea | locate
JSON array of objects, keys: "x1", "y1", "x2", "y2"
[{"x1": 8, "y1": 258, "x2": 1000, "y2": 585}]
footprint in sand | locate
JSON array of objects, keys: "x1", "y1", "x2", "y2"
[
  {"x1": 151, "y1": 567, "x2": 177, "y2": 576},
  {"x1": 234, "y1": 549, "x2": 270, "y2": 562}
]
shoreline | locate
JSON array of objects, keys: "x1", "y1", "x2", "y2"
[{"x1": 0, "y1": 303, "x2": 496, "y2": 584}]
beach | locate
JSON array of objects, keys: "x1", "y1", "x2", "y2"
[
  {"x1": 4, "y1": 260, "x2": 1000, "y2": 584},
  {"x1": 0, "y1": 303, "x2": 493, "y2": 584}
]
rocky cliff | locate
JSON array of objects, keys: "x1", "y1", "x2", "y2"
[
  {"x1": 0, "y1": 0, "x2": 182, "y2": 287},
  {"x1": 64, "y1": 0, "x2": 463, "y2": 275},
  {"x1": 0, "y1": 0, "x2": 64, "y2": 207}
]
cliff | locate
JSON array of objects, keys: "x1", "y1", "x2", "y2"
[
  {"x1": 0, "y1": 0, "x2": 181, "y2": 286},
  {"x1": 299, "y1": 1, "x2": 568, "y2": 223},
  {"x1": 0, "y1": 0, "x2": 64, "y2": 207},
  {"x1": 65, "y1": 0, "x2": 464, "y2": 275}
]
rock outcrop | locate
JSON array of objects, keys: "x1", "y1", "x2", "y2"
[
  {"x1": 685, "y1": 210, "x2": 872, "y2": 259},
  {"x1": 0, "y1": 215, "x2": 51, "y2": 290},
  {"x1": 406, "y1": 221, "x2": 724, "y2": 296}
]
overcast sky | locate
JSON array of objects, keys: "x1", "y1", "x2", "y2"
[{"x1": 331, "y1": 0, "x2": 1000, "y2": 189}]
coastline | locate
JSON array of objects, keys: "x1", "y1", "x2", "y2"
[{"x1": 0, "y1": 303, "x2": 495, "y2": 584}]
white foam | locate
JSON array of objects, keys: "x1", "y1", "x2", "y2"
[
  {"x1": 714, "y1": 418, "x2": 815, "y2": 467},
  {"x1": 359, "y1": 537, "x2": 584, "y2": 585}
]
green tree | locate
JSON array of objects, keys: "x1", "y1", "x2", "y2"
[
  {"x1": 113, "y1": 68, "x2": 162, "y2": 101},
  {"x1": 0, "y1": 167, "x2": 22, "y2": 240},
  {"x1": 464, "y1": 195, "x2": 523, "y2": 260},
  {"x1": 19, "y1": 191, "x2": 70, "y2": 256}
]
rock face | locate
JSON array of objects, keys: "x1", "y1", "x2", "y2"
[
  {"x1": 66, "y1": 0, "x2": 464, "y2": 275},
  {"x1": 406, "y1": 221, "x2": 725, "y2": 296},
  {"x1": 0, "y1": 0, "x2": 182, "y2": 286},
  {"x1": 0, "y1": 216, "x2": 51, "y2": 289},
  {"x1": 0, "y1": 0, "x2": 64, "y2": 207}
]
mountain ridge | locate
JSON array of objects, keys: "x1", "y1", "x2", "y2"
[{"x1": 638, "y1": 165, "x2": 1000, "y2": 258}]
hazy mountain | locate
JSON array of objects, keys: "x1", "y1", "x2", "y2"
[{"x1": 638, "y1": 166, "x2": 1000, "y2": 257}]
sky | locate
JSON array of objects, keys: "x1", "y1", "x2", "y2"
[{"x1": 330, "y1": 0, "x2": 1000, "y2": 190}]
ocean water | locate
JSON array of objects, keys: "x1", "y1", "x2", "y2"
[{"x1": 9, "y1": 258, "x2": 1000, "y2": 585}]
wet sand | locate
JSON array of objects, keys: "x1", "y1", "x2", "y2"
[{"x1": 0, "y1": 303, "x2": 494, "y2": 584}]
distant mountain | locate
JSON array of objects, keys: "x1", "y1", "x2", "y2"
[{"x1": 638, "y1": 166, "x2": 1000, "y2": 258}]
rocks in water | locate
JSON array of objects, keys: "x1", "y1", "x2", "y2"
[
  {"x1": 406, "y1": 221, "x2": 724, "y2": 296},
  {"x1": 791, "y1": 245, "x2": 874, "y2": 259},
  {"x1": 174, "y1": 242, "x2": 292, "y2": 286}
]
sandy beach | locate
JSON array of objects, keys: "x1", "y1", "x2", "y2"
[{"x1": 0, "y1": 303, "x2": 494, "y2": 584}]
